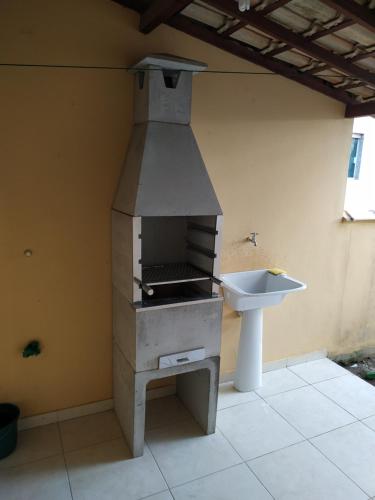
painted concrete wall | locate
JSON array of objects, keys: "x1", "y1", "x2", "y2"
[{"x1": 1, "y1": 0, "x2": 374, "y2": 417}]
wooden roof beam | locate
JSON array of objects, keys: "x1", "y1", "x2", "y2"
[
  {"x1": 167, "y1": 14, "x2": 355, "y2": 104},
  {"x1": 220, "y1": 0, "x2": 292, "y2": 36},
  {"x1": 345, "y1": 100, "x2": 375, "y2": 117},
  {"x1": 140, "y1": 0, "x2": 193, "y2": 33},
  {"x1": 319, "y1": 0, "x2": 375, "y2": 34},
  {"x1": 204, "y1": 0, "x2": 375, "y2": 86},
  {"x1": 267, "y1": 19, "x2": 355, "y2": 57}
]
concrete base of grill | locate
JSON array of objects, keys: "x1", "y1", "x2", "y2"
[{"x1": 113, "y1": 342, "x2": 220, "y2": 457}]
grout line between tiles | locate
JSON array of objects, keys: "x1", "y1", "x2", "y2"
[
  {"x1": 256, "y1": 388, "x2": 372, "y2": 498},
  {"x1": 244, "y1": 461, "x2": 275, "y2": 500},
  {"x1": 0, "y1": 451, "x2": 63, "y2": 471},
  {"x1": 145, "y1": 416, "x2": 194, "y2": 437},
  {"x1": 244, "y1": 435, "x2": 307, "y2": 462},
  {"x1": 307, "y1": 434, "x2": 372, "y2": 498},
  {"x1": 286, "y1": 365, "x2": 351, "y2": 385},
  {"x1": 216, "y1": 406, "x2": 306, "y2": 462},
  {"x1": 214, "y1": 426, "x2": 244, "y2": 463},
  {"x1": 145, "y1": 421, "x2": 245, "y2": 491},
  {"x1": 305, "y1": 420, "x2": 360, "y2": 440},
  {"x1": 57, "y1": 422, "x2": 74, "y2": 500},
  {"x1": 139, "y1": 489, "x2": 171, "y2": 500},
  {"x1": 249, "y1": 392, "x2": 305, "y2": 440},
  {"x1": 361, "y1": 417, "x2": 375, "y2": 431},
  {"x1": 166, "y1": 462, "x2": 245, "y2": 491},
  {"x1": 255, "y1": 383, "x2": 309, "y2": 399},
  {"x1": 62, "y1": 436, "x2": 124, "y2": 456},
  {"x1": 283, "y1": 364, "x2": 371, "y2": 421},
  {"x1": 256, "y1": 387, "x2": 358, "y2": 442},
  {"x1": 217, "y1": 396, "x2": 261, "y2": 413},
  {"x1": 143, "y1": 441, "x2": 173, "y2": 496},
  {"x1": 307, "y1": 377, "x2": 367, "y2": 420}
]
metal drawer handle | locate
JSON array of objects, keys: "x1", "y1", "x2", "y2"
[{"x1": 177, "y1": 357, "x2": 189, "y2": 363}]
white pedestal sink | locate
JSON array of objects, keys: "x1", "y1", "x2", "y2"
[{"x1": 221, "y1": 270, "x2": 306, "y2": 392}]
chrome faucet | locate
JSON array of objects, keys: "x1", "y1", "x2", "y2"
[{"x1": 247, "y1": 232, "x2": 259, "y2": 246}]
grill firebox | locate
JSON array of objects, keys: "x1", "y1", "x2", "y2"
[{"x1": 112, "y1": 55, "x2": 223, "y2": 457}]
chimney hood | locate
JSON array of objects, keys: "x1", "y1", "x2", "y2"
[{"x1": 113, "y1": 54, "x2": 222, "y2": 217}]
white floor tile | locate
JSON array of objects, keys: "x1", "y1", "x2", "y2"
[
  {"x1": 0, "y1": 423, "x2": 61, "y2": 468},
  {"x1": 143, "y1": 492, "x2": 173, "y2": 500},
  {"x1": 0, "y1": 455, "x2": 71, "y2": 500},
  {"x1": 145, "y1": 395, "x2": 191, "y2": 430},
  {"x1": 65, "y1": 438, "x2": 167, "y2": 500},
  {"x1": 218, "y1": 382, "x2": 259, "y2": 410},
  {"x1": 362, "y1": 415, "x2": 375, "y2": 431},
  {"x1": 289, "y1": 358, "x2": 348, "y2": 383},
  {"x1": 312, "y1": 421, "x2": 375, "y2": 497},
  {"x1": 145, "y1": 418, "x2": 241, "y2": 487},
  {"x1": 249, "y1": 441, "x2": 368, "y2": 500},
  {"x1": 172, "y1": 463, "x2": 272, "y2": 500},
  {"x1": 255, "y1": 368, "x2": 307, "y2": 397},
  {"x1": 266, "y1": 385, "x2": 355, "y2": 438},
  {"x1": 217, "y1": 399, "x2": 303, "y2": 460},
  {"x1": 314, "y1": 375, "x2": 375, "y2": 419},
  {"x1": 59, "y1": 410, "x2": 122, "y2": 452}
]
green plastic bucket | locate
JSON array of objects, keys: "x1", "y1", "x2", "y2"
[{"x1": 0, "y1": 403, "x2": 20, "y2": 459}]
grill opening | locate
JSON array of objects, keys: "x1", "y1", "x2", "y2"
[{"x1": 139, "y1": 215, "x2": 219, "y2": 305}]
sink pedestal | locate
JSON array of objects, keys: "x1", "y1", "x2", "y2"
[
  {"x1": 221, "y1": 269, "x2": 306, "y2": 393},
  {"x1": 234, "y1": 308, "x2": 263, "y2": 392}
]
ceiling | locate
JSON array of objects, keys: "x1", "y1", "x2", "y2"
[{"x1": 114, "y1": 0, "x2": 375, "y2": 117}]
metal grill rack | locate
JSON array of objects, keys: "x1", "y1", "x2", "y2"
[{"x1": 142, "y1": 263, "x2": 210, "y2": 286}]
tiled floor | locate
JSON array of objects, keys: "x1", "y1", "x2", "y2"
[{"x1": 2, "y1": 359, "x2": 375, "y2": 499}]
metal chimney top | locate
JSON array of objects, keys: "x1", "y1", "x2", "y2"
[
  {"x1": 131, "y1": 54, "x2": 207, "y2": 126},
  {"x1": 129, "y1": 54, "x2": 208, "y2": 74}
]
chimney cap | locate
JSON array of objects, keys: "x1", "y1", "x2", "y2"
[{"x1": 129, "y1": 54, "x2": 207, "y2": 74}]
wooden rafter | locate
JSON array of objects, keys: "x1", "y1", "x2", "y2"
[
  {"x1": 351, "y1": 50, "x2": 375, "y2": 63},
  {"x1": 319, "y1": 0, "x2": 375, "y2": 34},
  {"x1": 306, "y1": 48, "x2": 375, "y2": 76},
  {"x1": 220, "y1": 20, "x2": 247, "y2": 37},
  {"x1": 112, "y1": 0, "x2": 375, "y2": 116},
  {"x1": 345, "y1": 100, "x2": 375, "y2": 117},
  {"x1": 338, "y1": 81, "x2": 366, "y2": 91},
  {"x1": 220, "y1": 0, "x2": 291, "y2": 36},
  {"x1": 166, "y1": 14, "x2": 354, "y2": 104},
  {"x1": 204, "y1": 0, "x2": 375, "y2": 86},
  {"x1": 266, "y1": 19, "x2": 355, "y2": 57},
  {"x1": 139, "y1": 0, "x2": 192, "y2": 33}
]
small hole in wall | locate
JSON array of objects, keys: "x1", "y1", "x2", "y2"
[
  {"x1": 162, "y1": 70, "x2": 180, "y2": 89},
  {"x1": 137, "y1": 71, "x2": 145, "y2": 90}
]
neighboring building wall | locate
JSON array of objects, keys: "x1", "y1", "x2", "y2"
[
  {"x1": 345, "y1": 117, "x2": 375, "y2": 216},
  {"x1": 1, "y1": 0, "x2": 374, "y2": 416}
]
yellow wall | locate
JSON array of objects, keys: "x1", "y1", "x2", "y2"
[{"x1": 1, "y1": 0, "x2": 374, "y2": 417}]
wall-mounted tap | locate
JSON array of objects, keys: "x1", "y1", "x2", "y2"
[{"x1": 247, "y1": 232, "x2": 259, "y2": 246}]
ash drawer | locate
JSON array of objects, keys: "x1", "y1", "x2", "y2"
[
  {"x1": 159, "y1": 348, "x2": 206, "y2": 369},
  {"x1": 136, "y1": 299, "x2": 222, "y2": 371}
]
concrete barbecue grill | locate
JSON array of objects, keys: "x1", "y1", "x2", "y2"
[{"x1": 112, "y1": 54, "x2": 223, "y2": 457}]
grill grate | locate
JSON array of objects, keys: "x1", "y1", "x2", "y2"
[{"x1": 142, "y1": 263, "x2": 209, "y2": 286}]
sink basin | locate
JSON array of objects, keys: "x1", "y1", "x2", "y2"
[
  {"x1": 220, "y1": 269, "x2": 306, "y2": 392},
  {"x1": 221, "y1": 270, "x2": 306, "y2": 312}
]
